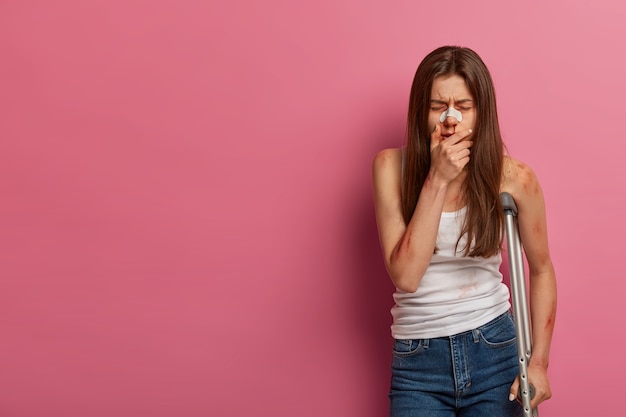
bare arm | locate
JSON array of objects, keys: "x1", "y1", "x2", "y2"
[
  {"x1": 372, "y1": 127, "x2": 473, "y2": 293},
  {"x1": 503, "y1": 158, "x2": 557, "y2": 408}
]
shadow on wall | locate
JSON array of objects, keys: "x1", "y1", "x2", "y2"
[
  {"x1": 344, "y1": 117, "x2": 401, "y2": 417},
  {"x1": 348, "y1": 178, "x2": 395, "y2": 417}
]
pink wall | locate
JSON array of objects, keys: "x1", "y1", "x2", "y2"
[{"x1": 1, "y1": 0, "x2": 624, "y2": 415}]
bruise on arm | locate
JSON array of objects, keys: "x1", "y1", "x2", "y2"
[
  {"x1": 507, "y1": 158, "x2": 557, "y2": 367},
  {"x1": 514, "y1": 161, "x2": 551, "y2": 273}
]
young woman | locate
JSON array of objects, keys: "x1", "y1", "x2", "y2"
[{"x1": 372, "y1": 46, "x2": 557, "y2": 416}]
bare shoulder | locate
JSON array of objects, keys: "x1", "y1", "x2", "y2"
[
  {"x1": 372, "y1": 147, "x2": 404, "y2": 210},
  {"x1": 372, "y1": 147, "x2": 403, "y2": 179},
  {"x1": 501, "y1": 155, "x2": 544, "y2": 207},
  {"x1": 373, "y1": 147, "x2": 402, "y2": 169},
  {"x1": 501, "y1": 155, "x2": 539, "y2": 193}
]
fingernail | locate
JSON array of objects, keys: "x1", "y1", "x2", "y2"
[
  {"x1": 508, "y1": 393, "x2": 515, "y2": 401},
  {"x1": 468, "y1": 129, "x2": 473, "y2": 133}
]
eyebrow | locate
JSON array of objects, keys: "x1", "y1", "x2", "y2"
[{"x1": 430, "y1": 99, "x2": 474, "y2": 104}]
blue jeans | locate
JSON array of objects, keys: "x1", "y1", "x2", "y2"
[{"x1": 389, "y1": 312, "x2": 523, "y2": 417}]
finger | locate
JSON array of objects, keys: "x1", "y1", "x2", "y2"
[
  {"x1": 530, "y1": 392, "x2": 541, "y2": 410},
  {"x1": 442, "y1": 128, "x2": 473, "y2": 146},
  {"x1": 450, "y1": 146, "x2": 470, "y2": 160},
  {"x1": 530, "y1": 384, "x2": 550, "y2": 410},
  {"x1": 462, "y1": 139, "x2": 474, "y2": 149},
  {"x1": 530, "y1": 396, "x2": 539, "y2": 410},
  {"x1": 430, "y1": 124, "x2": 442, "y2": 151},
  {"x1": 444, "y1": 144, "x2": 472, "y2": 168},
  {"x1": 509, "y1": 377, "x2": 519, "y2": 403}
]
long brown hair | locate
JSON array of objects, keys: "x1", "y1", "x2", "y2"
[{"x1": 402, "y1": 46, "x2": 504, "y2": 257}]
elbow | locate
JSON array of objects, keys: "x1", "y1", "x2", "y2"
[
  {"x1": 387, "y1": 258, "x2": 424, "y2": 293},
  {"x1": 389, "y1": 270, "x2": 420, "y2": 293},
  {"x1": 396, "y1": 281, "x2": 419, "y2": 293}
]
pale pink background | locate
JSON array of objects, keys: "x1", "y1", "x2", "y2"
[{"x1": 0, "y1": 0, "x2": 624, "y2": 416}]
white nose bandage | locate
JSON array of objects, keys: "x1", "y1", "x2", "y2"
[{"x1": 439, "y1": 107, "x2": 462, "y2": 123}]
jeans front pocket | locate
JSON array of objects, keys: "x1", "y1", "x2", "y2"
[
  {"x1": 392, "y1": 339, "x2": 426, "y2": 358},
  {"x1": 477, "y1": 312, "x2": 517, "y2": 348}
]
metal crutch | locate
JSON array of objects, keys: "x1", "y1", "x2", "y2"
[{"x1": 500, "y1": 192, "x2": 538, "y2": 417}]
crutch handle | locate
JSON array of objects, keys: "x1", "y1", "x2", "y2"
[
  {"x1": 517, "y1": 383, "x2": 536, "y2": 402},
  {"x1": 500, "y1": 191, "x2": 518, "y2": 215}
]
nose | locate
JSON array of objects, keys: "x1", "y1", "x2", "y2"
[
  {"x1": 440, "y1": 115, "x2": 460, "y2": 135},
  {"x1": 438, "y1": 107, "x2": 462, "y2": 130},
  {"x1": 442, "y1": 115, "x2": 459, "y2": 127}
]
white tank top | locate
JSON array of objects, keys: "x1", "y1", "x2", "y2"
[{"x1": 390, "y1": 207, "x2": 511, "y2": 339}]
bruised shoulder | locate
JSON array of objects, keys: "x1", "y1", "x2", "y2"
[{"x1": 501, "y1": 155, "x2": 541, "y2": 199}]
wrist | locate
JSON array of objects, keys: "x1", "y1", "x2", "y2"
[
  {"x1": 424, "y1": 172, "x2": 449, "y2": 191},
  {"x1": 529, "y1": 357, "x2": 549, "y2": 370}
]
